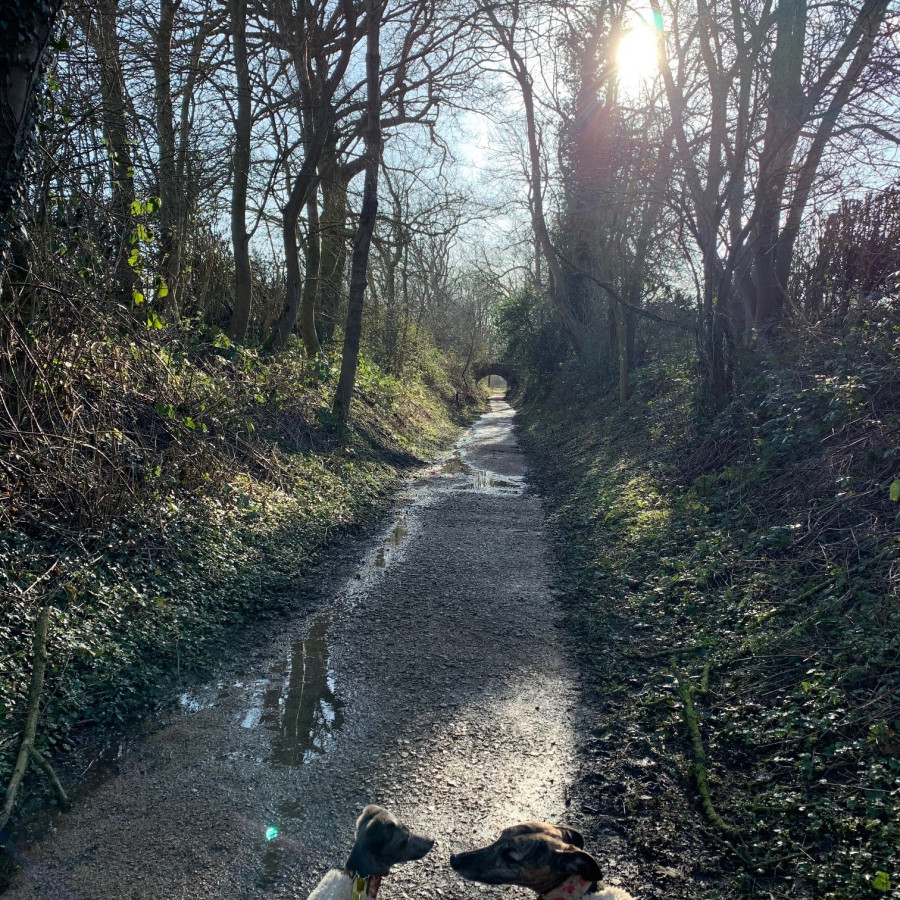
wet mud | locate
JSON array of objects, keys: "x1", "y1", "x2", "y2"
[{"x1": 4, "y1": 398, "x2": 584, "y2": 900}]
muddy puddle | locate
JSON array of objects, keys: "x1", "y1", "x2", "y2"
[
  {"x1": 257, "y1": 615, "x2": 344, "y2": 766},
  {"x1": 438, "y1": 449, "x2": 525, "y2": 495}
]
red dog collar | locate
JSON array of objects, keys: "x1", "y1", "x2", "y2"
[{"x1": 540, "y1": 875, "x2": 595, "y2": 900}]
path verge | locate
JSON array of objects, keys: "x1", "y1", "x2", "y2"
[
  {"x1": 0, "y1": 349, "x2": 481, "y2": 889},
  {"x1": 517, "y1": 357, "x2": 899, "y2": 900}
]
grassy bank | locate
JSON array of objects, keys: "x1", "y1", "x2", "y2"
[
  {"x1": 0, "y1": 333, "x2": 479, "y2": 832},
  {"x1": 519, "y1": 323, "x2": 899, "y2": 898}
]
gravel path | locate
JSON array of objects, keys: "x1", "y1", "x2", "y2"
[{"x1": 5, "y1": 398, "x2": 581, "y2": 900}]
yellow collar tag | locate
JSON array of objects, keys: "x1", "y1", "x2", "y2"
[{"x1": 351, "y1": 875, "x2": 368, "y2": 900}]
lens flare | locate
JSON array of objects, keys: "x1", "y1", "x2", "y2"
[{"x1": 616, "y1": 25, "x2": 659, "y2": 85}]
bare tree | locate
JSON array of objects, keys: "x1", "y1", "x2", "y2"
[
  {"x1": 228, "y1": 0, "x2": 253, "y2": 341},
  {"x1": 0, "y1": 0, "x2": 66, "y2": 279},
  {"x1": 150, "y1": 0, "x2": 222, "y2": 317},
  {"x1": 75, "y1": 0, "x2": 140, "y2": 304},
  {"x1": 650, "y1": 0, "x2": 896, "y2": 402},
  {"x1": 479, "y1": 0, "x2": 587, "y2": 355},
  {"x1": 750, "y1": 0, "x2": 892, "y2": 331},
  {"x1": 266, "y1": 0, "x2": 357, "y2": 352},
  {"x1": 333, "y1": 0, "x2": 383, "y2": 423}
]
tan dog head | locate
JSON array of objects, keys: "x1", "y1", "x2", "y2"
[{"x1": 450, "y1": 823, "x2": 602, "y2": 895}]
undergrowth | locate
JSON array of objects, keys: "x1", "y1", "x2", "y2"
[
  {"x1": 0, "y1": 312, "x2": 476, "y2": 826},
  {"x1": 520, "y1": 314, "x2": 899, "y2": 899}
]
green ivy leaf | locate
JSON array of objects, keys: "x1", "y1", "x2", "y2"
[
  {"x1": 146, "y1": 312, "x2": 163, "y2": 329},
  {"x1": 873, "y1": 871, "x2": 891, "y2": 892},
  {"x1": 132, "y1": 291, "x2": 145, "y2": 305},
  {"x1": 889, "y1": 480, "x2": 900, "y2": 502}
]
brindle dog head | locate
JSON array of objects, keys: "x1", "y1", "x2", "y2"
[
  {"x1": 345, "y1": 805, "x2": 435, "y2": 877},
  {"x1": 449, "y1": 822, "x2": 602, "y2": 895}
]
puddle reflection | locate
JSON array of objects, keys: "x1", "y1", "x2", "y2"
[
  {"x1": 451, "y1": 468, "x2": 524, "y2": 494},
  {"x1": 390, "y1": 516, "x2": 408, "y2": 546},
  {"x1": 375, "y1": 516, "x2": 409, "y2": 568},
  {"x1": 258, "y1": 616, "x2": 345, "y2": 766},
  {"x1": 438, "y1": 444, "x2": 525, "y2": 495},
  {"x1": 440, "y1": 452, "x2": 472, "y2": 476}
]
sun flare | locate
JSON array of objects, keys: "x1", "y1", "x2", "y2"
[{"x1": 616, "y1": 25, "x2": 659, "y2": 85}]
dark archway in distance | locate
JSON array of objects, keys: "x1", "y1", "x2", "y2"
[{"x1": 472, "y1": 363, "x2": 519, "y2": 393}]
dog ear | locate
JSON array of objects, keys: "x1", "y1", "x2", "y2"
[
  {"x1": 357, "y1": 805, "x2": 388, "y2": 828},
  {"x1": 559, "y1": 849, "x2": 602, "y2": 883},
  {"x1": 555, "y1": 826, "x2": 585, "y2": 849}
]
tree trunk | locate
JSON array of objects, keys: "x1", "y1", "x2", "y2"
[
  {"x1": 228, "y1": 0, "x2": 253, "y2": 342},
  {"x1": 300, "y1": 189, "x2": 322, "y2": 355},
  {"x1": 618, "y1": 309, "x2": 629, "y2": 404},
  {"x1": 274, "y1": 201, "x2": 305, "y2": 352},
  {"x1": 317, "y1": 139, "x2": 349, "y2": 341},
  {"x1": 752, "y1": 0, "x2": 807, "y2": 333},
  {"x1": 772, "y1": 0, "x2": 889, "y2": 308},
  {"x1": 269, "y1": 155, "x2": 321, "y2": 351},
  {"x1": 0, "y1": 607, "x2": 51, "y2": 832},
  {"x1": 0, "y1": 0, "x2": 64, "y2": 280},
  {"x1": 625, "y1": 282, "x2": 639, "y2": 371},
  {"x1": 332, "y1": 0, "x2": 382, "y2": 425},
  {"x1": 710, "y1": 271, "x2": 732, "y2": 405},
  {"x1": 154, "y1": 0, "x2": 183, "y2": 317},
  {"x1": 268, "y1": 104, "x2": 332, "y2": 351},
  {"x1": 79, "y1": 0, "x2": 139, "y2": 305}
]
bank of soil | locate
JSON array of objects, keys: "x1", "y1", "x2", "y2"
[
  {"x1": 519, "y1": 361, "x2": 900, "y2": 900},
  {"x1": 3, "y1": 398, "x2": 608, "y2": 900}
]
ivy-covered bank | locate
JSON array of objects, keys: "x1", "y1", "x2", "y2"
[
  {"x1": 0, "y1": 339, "x2": 478, "y2": 835},
  {"x1": 518, "y1": 325, "x2": 899, "y2": 899}
]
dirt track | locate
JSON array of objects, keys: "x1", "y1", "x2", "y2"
[{"x1": 5, "y1": 398, "x2": 602, "y2": 900}]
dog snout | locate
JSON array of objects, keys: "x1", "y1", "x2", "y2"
[
  {"x1": 449, "y1": 851, "x2": 474, "y2": 872},
  {"x1": 405, "y1": 832, "x2": 435, "y2": 861}
]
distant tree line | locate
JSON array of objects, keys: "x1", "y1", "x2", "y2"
[
  {"x1": 0, "y1": 0, "x2": 500, "y2": 429},
  {"x1": 480, "y1": 0, "x2": 899, "y2": 406},
  {"x1": 1, "y1": 0, "x2": 898, "y2": 429}
]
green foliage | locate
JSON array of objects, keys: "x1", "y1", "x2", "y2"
[
  {"x1": 495, "y1": 287, "x2": 571, "y2": 388},
  {"x1": 0, "y1": 320, "x2": 472, "y2": 812},
  {"x1": 519, "y1": 319, "x2": 900, "y2": 898}
]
